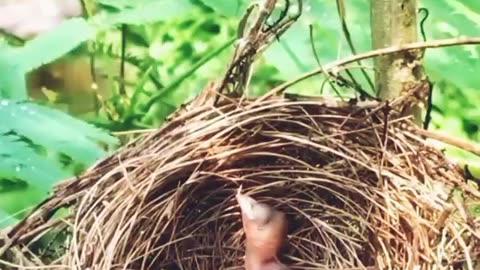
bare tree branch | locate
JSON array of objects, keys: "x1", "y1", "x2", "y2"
[{"x1": 262, "y1": 36, "x2": 480, "y2": 99}]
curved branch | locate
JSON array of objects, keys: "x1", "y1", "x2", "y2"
[{"x1": 262, "y1": 36, "x2": 480, "y2": 99}]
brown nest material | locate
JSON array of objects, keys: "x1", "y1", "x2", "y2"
[{"x1": 1, "y1": 90, "x2": 479, "y2": 270}]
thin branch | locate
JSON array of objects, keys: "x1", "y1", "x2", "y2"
[
  {"x1": 262, "y1": 36, "x2": 480, "y2": 98},
  {"x1": 308, "y1": 24, "x2": 340, "y2": 96},
  {"x1": 335, "y1": 0, "x2": 375, "y2": 92},
  {"x1": 414, "y1": 127, "x2": 480, "y2": 157},
  {"x1": 119, "y1": 24, "x2": 127, "y2": 95}
]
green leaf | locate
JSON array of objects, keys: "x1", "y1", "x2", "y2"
[
  {"x1": 0, "y1": 208, "x2": 18, "y2": 228},
  {"x1": 0, "y1": 47, "x2": 27, "y2": 100},
  {"x1": 0, "y1": 135, "x2": 67, "y2": 190},
  {"x1": 0, "y1": 99, "x2": 118, "y2": 225},
  {"x1": 97, "y1": 0, "x2": 148, "y2": 10},
  {"x1": 145, "y1": 37, "x2": 235, "y2": 109},
  {"x1": 0, "y1": 18, "x2": 94, "y2": 100},
  {"x1": 198, "y1": 0, "x2": 248, "y2": 17},
  {"x1": 100, "y1": 0, "x2": 194, "y2": 26},
  {"x1": 0, "y1": 99, "x2": 119, "y2": 165},
  {"x1": 0, "y1": 99, "x2": 117, "y2": 226},
  {"x1": 0, "y1": 139, "x2": 61, "y2": 228},
  {"x1": 0, "y1": 184, "x2": 48, "y2": 227},
  {"x1": 19, "y1": 17, "x2": 95, "y2": 72},
  {"x1": 420, "y1": 0, "x2": 480, "y2": 90}
]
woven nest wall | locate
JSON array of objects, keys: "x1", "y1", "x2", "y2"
[{"x1": 3, "y1": 94, "x2": 479, "y2": 269}]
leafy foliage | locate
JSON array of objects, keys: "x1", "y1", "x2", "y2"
[
  {"x1": 199, "y1": 0, "x2": 248, "y2": 17},
  {"x1": 0, "y1": 48, "x2": 25, "y2": 100},
  {"x1": 421, "y1": 0, "x2": 480, "y2": 90},
  {"x1": 0, "y1": 18, "x2": 95, "y2": 100},
  {"x1": 84, "y1": 3, "x2": 239, "y2": 128},
  {"x1": 1, "y1": 100, "x2": 117, "y2": 163},
  {"x1": 0, "y1": 99, "x2": 118, "y2": 226},
  {"x1": 97, "y1": 0, "x2": 194, "y2": 26},
  {"x1": 0, "y1": 134, "x2": 67, "y2": 189},
  {"x1": 0, "y1": 0, "x2": 232, "y2": 227}
]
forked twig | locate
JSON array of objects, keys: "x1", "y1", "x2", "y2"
[{"x1": 219, "y1": 0, "x2": 302, "y2": 95}]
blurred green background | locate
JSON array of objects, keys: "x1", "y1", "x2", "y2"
[{"x1": 0, "y1": 0, "x2": 479, "y2": 227}]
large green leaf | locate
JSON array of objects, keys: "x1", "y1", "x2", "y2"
[
  {"x1": 0, "y1": 99, "x2": 118, "y2": 227},
  {"x1": 98, "y1": 0, "x2": 194, "y2": 26},
  {"x1": 97, "y1": 0, "x2": 147, "y2": 9},
  {"x1": 421, "y1": 0, "x2": 480, "y2": 90},
  {"x1": 198, "y1": 0, "x2": 248, "y2": 17},
  {"x1": 0, "y1": 208, "x2": 18, "y2": 228},
  {"x1": 19, "y1": 18, "x2": 95, "y2": 72},
  {"x1": 0, "y1": 46, "x2": 27, "y2": 100},
  {"x1": 0, "y1": 99, "x2": 118, "y2": 165},
  {"x1": 0, "y1": 135, "x2": 67, "y2": 190},
  {"x1": 0, "y1": 18, "x2": 95, "y2": 100},
  {"x1": 0, "y1": 182, "x2": 51, "y2": 227}
]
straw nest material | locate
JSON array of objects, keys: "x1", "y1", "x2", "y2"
[
  {"x1": 2, "y1": 1, "x2": 479, "y2": 269},
  {"x1": 2, "y1": 86, "x2": 480, "y2": 269}
]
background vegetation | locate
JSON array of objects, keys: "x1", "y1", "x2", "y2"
[{"x1": 1, "y1": 0, "x2": 479, "y2": 227}]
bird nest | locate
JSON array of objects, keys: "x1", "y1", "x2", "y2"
[
  {"x1": 2, "y1": 0, "x2": 480, "y2": 268},
  {"x1": 2, "y1": 90, "x2": 479, "y2": 269}
]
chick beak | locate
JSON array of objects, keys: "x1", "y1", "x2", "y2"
[
  {"x1": 236, "y1": 186, "x2": 257, "y2": 220},
  {"x1": 235, "y1": 186, "x2": 290, "y2": 270}
]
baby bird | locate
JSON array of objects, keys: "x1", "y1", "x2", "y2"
[{"x1": 236, "y1": 187, "x2": 289, "y2": 270}]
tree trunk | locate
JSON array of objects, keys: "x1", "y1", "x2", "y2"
[{"x1": 370, "y1": 0, "x2": 424, "y2": 101}]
